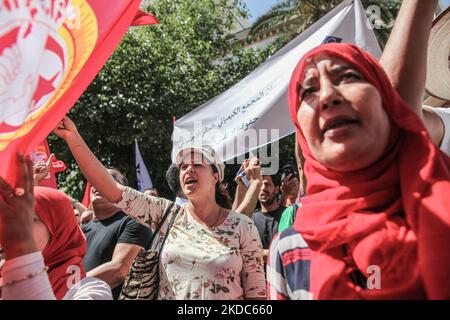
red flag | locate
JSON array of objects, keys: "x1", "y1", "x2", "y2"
[
  {"x1": 82, "y1": 181, "x2": 92, "y2": 208},
  {"x1": 131, "y1": 10, "x2": 159, "y2": 26},
  {"x1": 0, "y1": 0, "x2": 157, "y2": 185},
  {"x1": 30, "y1": 139, "x2": 67, "y2": 189}
]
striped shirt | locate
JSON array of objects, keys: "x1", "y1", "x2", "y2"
[{"x1": 267, "y1": 227, "x2": 313, "y2": 300}]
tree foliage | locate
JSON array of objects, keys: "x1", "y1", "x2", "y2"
[
  {"x1": 49, "y1": 0, "x2": 276, "y2": 200},
  {"x1": 249, "y1": 0, "x2": 400, "y2": 48}
]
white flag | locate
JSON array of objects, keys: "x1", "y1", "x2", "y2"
[
  {"x1": 172, "y1": 0, "x2": 381, "y2": 165},
  {"x1": 135, "y1": 139, "x2": 153, "y2": 191}
]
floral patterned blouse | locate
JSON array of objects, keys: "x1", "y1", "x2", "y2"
[{"x1": 116, "y1": 187, "x2": 267, "y2": 300}]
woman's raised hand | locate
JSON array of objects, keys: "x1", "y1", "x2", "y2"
[
  {"x1": 53, "y1": 116, "x2": 80, "y2": 143},
  {"x1": 280, "y1": 174, "x2": 299, "y2": 197},
  {"x1": 235, "y1": 159, "x2": 250, "y2": 183},
  {"x1": 33, "y1": 153, "x2": 54, "y2": 185},
  {"x1": 53, "y1": 116, "x2": 124, "y2": 203},
  {"x1": 246, "y1": 157, "x2": 262, "y2": 182}
]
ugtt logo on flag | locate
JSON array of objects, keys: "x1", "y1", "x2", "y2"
[{"x1": 0, "y1": 0, "x2": 157, "y2": 184}]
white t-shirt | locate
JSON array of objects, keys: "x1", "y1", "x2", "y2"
[
  {"x1": 63, "y1": 277, "x2": 112, "y2": 300},
  {"x1": 431, "y1": 107, "x2": 450, "y2": 156},
  {"x1": 1, "y1": 252, "x2": 112, "y2": 300}
]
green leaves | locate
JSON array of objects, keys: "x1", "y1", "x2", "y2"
[{"x1": 248, "y1": 0, "x2": 400, "y2": 48}]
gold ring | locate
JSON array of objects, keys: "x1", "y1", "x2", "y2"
[{"x1": 14, "y1": 187, "x2": 25, "y2": 197}]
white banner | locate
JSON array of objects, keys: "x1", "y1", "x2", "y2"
[
  {"x1": 171, "y1": 0, "x2": 381, "y2": 165},
  {"x1": 135, "y1": 139, "x2": 153, "y2": 191}
]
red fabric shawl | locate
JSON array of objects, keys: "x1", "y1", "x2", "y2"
[
  {"x1": 288, "y1": 43, "x2": 450, "y2": 299},
  {"x1": 34, "y1": 187, "x2": 87, "y2": 300}
]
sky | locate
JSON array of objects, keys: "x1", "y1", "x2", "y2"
[
  {"x1": 245, "y1": 0, "x2": 450, "y2": 23},
  {"x1": 245, "y1": 0, "x2": 279, "y2": 23}
]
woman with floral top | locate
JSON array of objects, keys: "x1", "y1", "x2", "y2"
[{"x1": 54, "y1": 117, "x2": 266, "y2": 300}]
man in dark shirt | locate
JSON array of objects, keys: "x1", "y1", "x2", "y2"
[
  {"x1": 82, "y1": 168, "x2": 152, "y2": 299},
  {"x1": 252, "y1": 173, "x2": 286, "y2": 252}
]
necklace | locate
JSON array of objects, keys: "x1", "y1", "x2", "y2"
[
  {"x1": 189, "y1": 205, "x2": 223, "y2": 228},
  {"x1": 211, "y1": 207, "x2": 223, "y2": 228}
]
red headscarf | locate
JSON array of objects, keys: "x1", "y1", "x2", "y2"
[
  {"x1": 288, "y1": 43, "x2": 450, "y2": 299},
  {"x1": 34, "y1": 187, "x2": 86, "y2": 300}
]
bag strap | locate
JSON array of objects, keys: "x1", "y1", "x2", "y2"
[
  {"x1": 150, "y1": 202, "x2": 181, "y2": 255},
  {"x1": 148, "y1": 202, "x2": 175, "y2": 244},
  {"x1": 156, "y1": 205, "x2": 180, "y2": 259}
]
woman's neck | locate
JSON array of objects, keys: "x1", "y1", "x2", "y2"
[
  {"x1": 188, "y1": 199, "x2": 218, "y2": 217},
  {"x1": 187, "y1": 199, "x2": 222, "y2": 225}
]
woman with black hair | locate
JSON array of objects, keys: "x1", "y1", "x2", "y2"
[{"x1": 54, "y1": 118, "x2": 266, "y2": 300}]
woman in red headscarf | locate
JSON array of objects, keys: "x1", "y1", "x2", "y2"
[
  {"x1": 285, "y1": 39, "x2": 450, "y2": 300},
  {"x1": 0, "y1": 152, "x2": 112, "y2": 300}
]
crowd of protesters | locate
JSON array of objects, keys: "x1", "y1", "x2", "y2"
[{"x1": 0, "y1": 0, "x2": 449, "y2": 300}]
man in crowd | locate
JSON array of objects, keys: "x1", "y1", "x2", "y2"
[
  {"x1": 252, "y1": 171, "x2": 286, "y2": 252},
  {"x1": 82, "y1": 168, "x2": 152, "y2": 299}
]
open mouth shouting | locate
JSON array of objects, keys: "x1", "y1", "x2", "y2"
[
  {"x1": 321, "y1": 115, "x2": 361, "y2": 138},
  {"x1": 184, "y1": 176, "x2": 198, "y2": 189}
]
